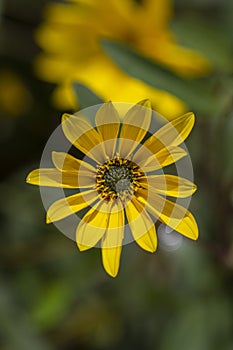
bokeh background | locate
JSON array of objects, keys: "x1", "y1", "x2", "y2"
[{"x1": 1, "y1": 0, "x2": 233, "y2": 349}]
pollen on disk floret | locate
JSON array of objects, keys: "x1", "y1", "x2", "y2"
[{"x1": 95, "y1": 154, "x2": 144, "y2": 202}]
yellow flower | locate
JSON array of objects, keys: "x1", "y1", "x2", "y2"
[
  {"x1": 26, "y1": 100, "x2": 198, "y2": 277},
  {"x1": 35, "y1": 0, "x2": 210, "y2": 118},
  {"x1": 0, "y1": 70, "x2": 32, "y2": 117}
]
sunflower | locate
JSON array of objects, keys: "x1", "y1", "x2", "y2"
[
  {"x1": 35, "y1": 0, "x2": 210, "y2": 118},
  {"x1": 26, "y1": 100, "x2": 198, "y2": 277}
]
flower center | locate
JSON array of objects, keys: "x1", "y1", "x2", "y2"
[{"x1": 96, "y1": 156, "x2": 144, "y2": 201}]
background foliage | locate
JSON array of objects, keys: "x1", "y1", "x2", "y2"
[{"x1": 0, "y1": 0, "x2": 233, "y2": 349}]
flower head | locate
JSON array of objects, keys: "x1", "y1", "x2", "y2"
[
  {"x1": 35, "y1": 0, "x2": 210, "y2": 117},
  {"x1": 26, "y1": 100, "x2": 198, "y2": 277}
]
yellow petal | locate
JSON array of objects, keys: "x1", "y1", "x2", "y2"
[
  {"x1": 52, "y1": 82, "x2": 78, "y2": 110},
  {"x1": 101, "y1": 245, "x2": 122, "y2": 278},
  {"x1": 26, "y1": 164, "x2": 95, "y2": 189},
  {"x1": 76, "y1": 200, "x2": 112, "y2": 249},
  {"x1": 51, "y1": 152, "x2": 96, "y2": 188},
  {"x1": 154, "y1": 146, "x2": 187, "y2": 168},
  {"x1": 101, "y1": 200, "x2": 124, "y2": 277},
  {"x1": 61, "y1": 113, "x2": 106, "y2": 163},
  {"x1": 158, "y1": 112, "x2": 195, "y2": 147},
  {"x1": 133, "y1": 145, "x2": 187, "y2": 171},
  {"x1": 46, "y1": 189, "x2": 98, "y2": 223},
  {"x1": 144, "y1": 36, "x2": 211, "y2": 77},
  {"x1": 95, "y1": 102, "x2": 120, "y2": 158},
  {"x1": 34, "y1": 54, "x2": 73, "y2": 83},
  {"x1": 101, "y1": 200, "x2": 125, "y2": 248},
  {"x1": 118, "y1": 100, "x2": 152, "y2": 158},
  {"x1": 52, "y1": 151, "x2": 95, "y2": 173},
  {"x1": 125, "y1": 197, "x2": 157, "y2": 252},
  {"x1": 74, "y1": 56, "x2": 187, "y2": 118},
  {"x1": 35, "y1": 23, "x2": 90, "y2": 57},
  {"x1": 77, "y1": 243, "x2": 92, "y2": 252},
  {"x1": 44, "y1": 2, "x2": 90, "y2": 25},
  {"x1": 136, "y1": 189, "x2": 198, "y2": 240},
  {"x1": 134, "y1": 112, "x2": 194, "y2": 161},
  {"x1": 142, "y1": 0, "x2": 172, "y2": 29},
  {"x1": 26, "y1": 168, "x2": 79, "y2": 188},
  {"x1": 139, "y1": 174, "x2": 197, "y2": 198}
]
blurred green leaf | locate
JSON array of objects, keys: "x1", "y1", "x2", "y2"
[
  {"x1": 32, "y1": 280, "x2": 72, "y2": 330},
  {"x1": 101, "y1": 40, "x2": 222, "y2": 115},
  {"x1": 73, "y1": 82, "x2": 103, "y2": 109},
  {"x1": 171, "y1": 18, "x2": 233, "y2": 71}
]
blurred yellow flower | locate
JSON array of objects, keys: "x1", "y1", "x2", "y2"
[
  {"x1": 0, "y1": 71, "x2": 32, "y2": 117},
  {"x1": 26, "y1": 100, "x2": 198, "y2": 277},
  {"x1": 35, "y1": 0, "x2": 210, "y2": 118}
]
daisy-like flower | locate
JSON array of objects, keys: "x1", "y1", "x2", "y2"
[
  {"x1": 26, "y1": 100, "x2": 198, "y2": 277},
  {"x1": 35, "y1": 0, "x2": 210, "y2": 118}
]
